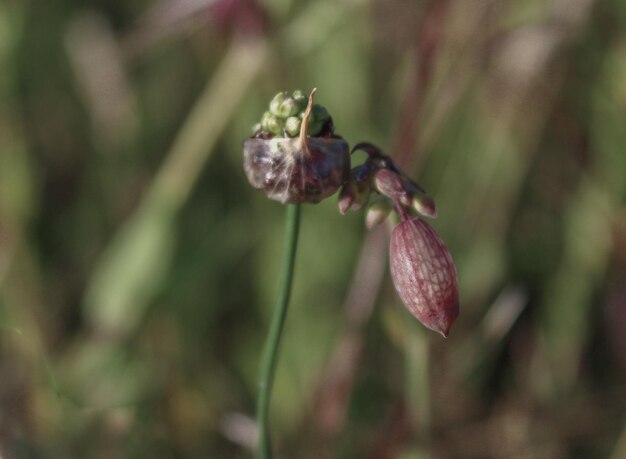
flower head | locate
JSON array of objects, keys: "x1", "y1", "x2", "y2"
[
  {"x1": 243, "y1": 89, "x2": 349, "y2": 204},
  {"x1": 339, "y1": 142, "x2": 459, "y2": 336}
]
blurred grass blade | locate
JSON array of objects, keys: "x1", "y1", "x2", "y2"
[
  {"x1": 83, "y1": 202, "x2": 175, "y2": 335},
  {"x1": 610, "y1": 421, "x2": 626, "y2": 459},
  {"x1": 405, "y1": 324, "x2": 431, "y2": 446},
  {"x1": 451, "y1": 285, "x2": 527, "y2": 386},
  {"x1": 84, "y1": 38, "x2": 268, "y2": 335},
  {"x1": 536, "y1": 46, "x2": 626, "y2": 395},
  {"x1": 65, "y1": 11, "x2": 139, "y2": 149},
  {"x1": 281, "y1": 0, "x2": 365, "y2": 55}
]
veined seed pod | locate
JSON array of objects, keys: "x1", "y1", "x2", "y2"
[
  {"x1": 243, "y1": 89, "x2": 350, "y2": 204},
  {"x1": 389, "y1": 217, "x2": 459, "y2": 337}
]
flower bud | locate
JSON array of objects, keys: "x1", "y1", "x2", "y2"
[
  {"x1": 365, "y1": 201, "x2": 392, "y2": 229},
  {"x1": 307, "y1": 120, "x2": 324, "y2": 137},
  {"x1": 374, "y1": 169, "x2": 407, "y2": 200},
  {"x1": 266, "y1": 115, "x2": 284, "y2": 136},
  {"x1": 412, "y1": 193, "x2": 437, "y2": 218},
  {"x1": 244, "y1": 89, "x2": 350, "y2": 204},
  {"x1": 279, "y1": 97, "x2": 300, "y2": 118},
  {"x1": 338, "y1": 182, "x2": 356, "y2": 214},
  {"x1": 389, "y1": 218, "x2": 459, "y2": 337},
  {"x1": 285, "y1": 116, "x2": 301, "y2": 137},
  {"x1": 293, "y1": 89, "x2": 307, "y2": 108},
  {"x1": 260, "y1": 111, "x2": 273, "y2": 130},
  {"x1": 311, "y1": 104, "x2": 329, "y2": 121},
  {"x1": 350, "y1": 185, "x2": 369, "y2": 212},
  {"x1": 269, "y1": 91, "x2": 287, "y2": 116}
]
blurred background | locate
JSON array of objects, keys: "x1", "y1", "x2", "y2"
[{"x1": 1, "y1": 0, "x2": 626, "y2": 457}]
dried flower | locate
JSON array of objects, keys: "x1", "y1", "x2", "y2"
[
  {"x1": 243, "y1": 89, "x2": 349, "y2": 204},
  {"x1": 389, "y1": 217, "x2": 459, "y2": 337}
]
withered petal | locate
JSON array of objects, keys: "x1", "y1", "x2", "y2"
[{"x1": 243, "y1": 136, "x2": 349, "y2": 204}]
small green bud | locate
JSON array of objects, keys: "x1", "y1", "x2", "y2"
[
  {"x1": 261, "y1": 111, "x2": 273, "y2": 132},
  {"x1": 279, "y1": 97, "x2": 300, "y2": 118},
  {"x1": 307, "y1": 120, "x2": 324, "y2": 136},
  {"x1": 269, "y1": 92, "x2": 288, "y2": 116},
  {"x1": 253, "y1": 89, "x2": 335, "y2": 138},
  {"x1": 285, "y1": 116, "x2": 301, "y2": 137},
  {"x1": 266, "y1": 115, "x2": 284, "y2": 135},
  {"x1": 311, "y1": 104, "x2": 329, "y2": 121},
  {"x1": 293, "y1": 90, "x2": 307, "y2": 111},
  {"x1": 251, "y1": 122, "x2": 262, "y2": 134}
]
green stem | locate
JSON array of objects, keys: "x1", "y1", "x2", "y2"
[{"x1": 257, "y1": 204, "x2": 301, "y2": 459}]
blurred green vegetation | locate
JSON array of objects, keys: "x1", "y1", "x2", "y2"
[{"x1": 1, "y1": 0, "x2": 626, "y2": 458}]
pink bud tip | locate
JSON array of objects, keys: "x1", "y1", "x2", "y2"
[
  {"x1": 338, "y1": 184, "x2": 355, "y2": 214},
  {"x1": 412, "y1": 194, "x2": 437, "y2": 219},
  {"x1": 389, "y1": 218, "x2": 459, "y2": 337},
  {"x1": 374, "y1": 169, "x2": 405, "y2": 199},
  {"x1": 365, "y1": 202, "x2": 391, "y2": 229}
]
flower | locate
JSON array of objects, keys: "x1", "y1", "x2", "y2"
[
  {"x1": 341, "y1": 142, "x2": 437, "y2": 221},
  {"x1": 338, "y1": 142, "x2": 459, "y2": 336},
  {"x1": 389, "y1": 217, "x2": 459, "y2": 337},
  {"x1": 243, "y1": 89, "x2": 349, "y2": 204}
]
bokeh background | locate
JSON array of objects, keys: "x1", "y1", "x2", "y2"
[{"x1": 1, "y1": 0, "x2": 626, "y2": 457}]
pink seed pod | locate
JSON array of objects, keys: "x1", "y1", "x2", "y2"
[{"x1": 389, "y1": 217, "x2": 459, "y2": 337}]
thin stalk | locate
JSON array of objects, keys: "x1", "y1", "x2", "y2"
[
  {"x1": 394, "y1": 200, "x2": 410, "y2": 222},
  {"x1": 257, "y1": 204, "x2": 301, "y2": 459}
]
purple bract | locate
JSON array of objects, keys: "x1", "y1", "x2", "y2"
[{"x1": 243, "y1": 136, "x2": 349, "y2": 204}]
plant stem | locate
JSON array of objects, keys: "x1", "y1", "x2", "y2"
[
  {"x1": 394, "y1": 200, "x2": 410, "y2": 222},
  {"x1": 257, "y1": 204, "x2": 301, "y2": 459}
]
